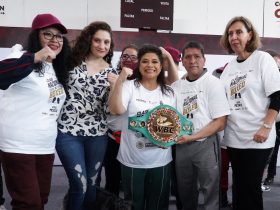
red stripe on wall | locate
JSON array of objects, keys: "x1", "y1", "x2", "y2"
[{"x1": 0, "y1": 26, "x2": 280, "y2": 54}]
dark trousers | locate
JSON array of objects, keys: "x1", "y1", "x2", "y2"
[
  {"x1": 267, "y1": 138, "x2": 280, "y2": 178},
  {"x1": 121, "y1": 163, "x2": 171, "y2": 210},
  {"x1": 0, "y1": 162, "x2": 5, "y2": 205},
  {"x1": 170, "y1": 146, "x2": 182, "y2": 210},
  {"x1": 221, "y1": 148, "x2": 230, "y2": 192},
  {"x1": 228, "y1": 147, "x2": 272, "y2": 210},
  {"x1": 1, "y1": 152, "x2": 54, "y2": 210},
  {"x1": 104, "y1": 137, "x2": 121, "y2": 195}
]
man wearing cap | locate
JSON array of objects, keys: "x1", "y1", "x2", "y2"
[
  {"x1": 0, "y1": 13, "x2": 70, "y2": 210},
  {"x1": 172, "y1": 41, "x2": 230, "y2": 210}
]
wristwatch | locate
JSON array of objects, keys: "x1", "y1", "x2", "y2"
[{"x1": 263, "y1": 123, "x2": 272, "y2": 129}]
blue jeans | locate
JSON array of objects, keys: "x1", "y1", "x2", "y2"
[{"x1": 56, "y1": 131, "x2": 108, "y2": 210}]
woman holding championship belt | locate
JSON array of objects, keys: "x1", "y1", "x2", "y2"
[{"x1": 108, "y1": 44, "x2": 177, "y2": 210}]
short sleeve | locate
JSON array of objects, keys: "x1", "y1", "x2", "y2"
[
  {"x1": 207, "y1": 77, "x2": 231, "y2": 119},
  {"x1": 121, "y1": 80, "x2": 133, "y2": 111},
  {"x1": 260, "y1": 52, "x2": 280, "y2": 96}
]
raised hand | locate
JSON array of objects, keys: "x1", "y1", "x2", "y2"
[
  {"x1": 159, "y1": 46, "x2": 170, "y2": 59},
  {"x1": 34, "y1": 46, "x2": 56, "y2": 63},
  {"x1": 108, "y1": 72, "x2": 119, "y2": 87},
  {"x1": 119, "y1": 67, "x2": 133, "y2": 82}
]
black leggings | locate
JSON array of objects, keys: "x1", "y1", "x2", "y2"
[{"x1": 228, "y1": 147, "x2": 272, "y2": 210}]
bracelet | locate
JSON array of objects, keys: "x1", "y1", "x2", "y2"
[{"x1": 263, "y1": 123, "x2": 272, "y2": 129}]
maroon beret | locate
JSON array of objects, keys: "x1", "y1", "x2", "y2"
[
  {"x1": 164, "y1": 46, "x2": 181, "y2": 63},
  {"x1": 32, "y1": 13, "x2": 67, "y2": 34}
]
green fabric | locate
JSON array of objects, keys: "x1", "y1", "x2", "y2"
[{"x1": 121, "y1": 163, "x2": 171, "y2": 210}]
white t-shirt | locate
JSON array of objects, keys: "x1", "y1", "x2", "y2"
[
  {"x1": 220, "y1": 50, "x2": 280, "y2": 149},
  {"x1": 107, "y1": 114, "x2": 125, "y2": 141},
  {"x1": 172, "y1": 71, "x2": 231, "y2": 141},
  {"x1": 107, "y1": 114, "x2": 124, "y2": 131},
  {"x1": 117, "y1": 80, "x2": 174, "y2": 168},
  {"x1": 0, "y1": 61, "x2": 66, "y2": 154}
]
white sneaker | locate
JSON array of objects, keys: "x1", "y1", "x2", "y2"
[
  {"x1": 0, "y1": 205, "x2": 7, "y2": 210},
  {"x1": 261, "y1": 184, "x2": 271, "y2": 192}
]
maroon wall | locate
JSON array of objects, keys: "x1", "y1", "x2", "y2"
[{"x1": 0, "y1": 26, "x2": 280, "y2": 54}]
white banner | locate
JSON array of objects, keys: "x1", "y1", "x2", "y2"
[{"x1": 264, "y1": 0, "x2": 280, "y2": 37}]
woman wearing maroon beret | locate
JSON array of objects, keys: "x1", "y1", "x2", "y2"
[{"x1": 0, "y1": 13, "x2": 70, "y2": 210}]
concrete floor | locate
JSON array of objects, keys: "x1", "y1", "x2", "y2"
[{"x1": 2, "y1": 166, "x2": 280, "y2": 210}]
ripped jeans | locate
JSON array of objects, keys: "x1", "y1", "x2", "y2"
[{"x1": 56, "y1": 130, "x2": 108, "y2": 210}]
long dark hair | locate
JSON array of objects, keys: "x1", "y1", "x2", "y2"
[
  {"x1": 26, "y1": 30, "x2": 71, "y2": 86},
  {"x1": 69, "y1": 21, "x2": 114, "y2": 69},
  {"x1": 133, "y1": 44, "x2": 173, "y2": 96}
]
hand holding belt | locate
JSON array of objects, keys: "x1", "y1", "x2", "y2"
[{"x1": 128, "y1": 104, "x2": 192, "y2": 147}]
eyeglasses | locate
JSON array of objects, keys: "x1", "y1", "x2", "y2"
[
  {"x1": 42, "y1": 31, "x2": 63, "y2": 42},
  {"x1": 121, "y1": 54, "x2": 138, "y2": 62}
]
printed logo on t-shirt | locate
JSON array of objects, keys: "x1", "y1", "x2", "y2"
[
  {"x1": 136, "y1": 141, "x2": 145, "y2": 149},
  {"x1": 230, "y1": 74, "x2": 247, "y2": 98},
  {"x1": 183, "y1": 95, "x2": 198, "y2": 118},
  {"x1": 136, "y1": 98, "x2": 158, "y2": 105},
  {"x1": 47, "y1": 77, "x2": 65, "y2": 115},
  {"x1": 229, "y1": 74, "x2": 247, "y2": 111},
  {"x1": 145, "y1": 142, "x2": 157, "y2": 147},
  {"x1": 136, "y1": 98, "x2": 146, "y2": 103},
  {"x1": 135, "y1": 141, "x2": 157, "y2": 149}
]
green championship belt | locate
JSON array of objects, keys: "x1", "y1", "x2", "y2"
[{"x1": 128, "y1": 104, "x2": 193, "y2": 147}]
